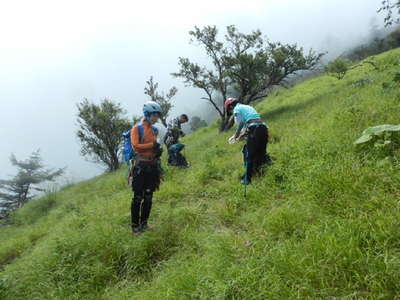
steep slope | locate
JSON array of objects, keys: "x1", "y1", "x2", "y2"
[{"x1": 1, "y1": 49, "x2": 399, "y2": 299}]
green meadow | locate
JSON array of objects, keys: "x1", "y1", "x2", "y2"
[{"x1": 1, "y1": 48, "x2": 399, "y2": 299}]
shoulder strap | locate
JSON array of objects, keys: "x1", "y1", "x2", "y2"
[
  {"x1": 137, "y1": 124, "x2": 157, "y2": 144},
  {"x1": 151, "y1": 126, "x2": 158, "y2": 137},
  {"x1": 138, "y1": 125, "x2": 145, "y2": 143}
]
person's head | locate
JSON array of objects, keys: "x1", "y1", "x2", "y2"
[
  {"x1": 179, "y1": 114, "x2": 189, "y2": 124},
  {"x1": 143, "y1": 101, "x2": 161, "y2": 124},
  {"x1": 224, "y1": 98, "x2": 239, "y2": 115}
]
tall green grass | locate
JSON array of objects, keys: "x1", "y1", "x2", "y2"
[{"x1": 1, "y1": 49, "x2": 399, "y2": 299}]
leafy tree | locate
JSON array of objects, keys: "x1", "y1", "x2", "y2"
[
  {"x1": 325, "y1": 58, "x2": 351, "y2": 80},
  {"x1": 325, "y1": 58, "x2": 379, "y2": 80},
  {"x1": 0, "y1": 150, "x2": 64, "y2": 217},
  {"x1": 144, "y1": 76, "x2": 178, "y2": 127},
  {"x1": 224, "y1": 26, "x2": 323, "y2": 104},
  {"x1": 190, "y1": 116, "x2": 208, "y2": 132},
  {"x1": 172, "y1": 25, "x2": 322, "y2": 131},
  {"x1": 379, "y1": 0, "x2": 400, "y2": 26},
  {"x1": 76, "y1": 98, "x2": 131, "y2": 172}
]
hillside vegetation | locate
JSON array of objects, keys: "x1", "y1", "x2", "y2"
[{"x1": 1, "y1": 49, "x2": 399, "y2": 299}]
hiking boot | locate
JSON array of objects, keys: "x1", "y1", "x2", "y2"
[{"x1": 132, "y1": 226, "x2": 141, "y2": 236}]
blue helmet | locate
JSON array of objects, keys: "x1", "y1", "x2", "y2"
[{"x1": 143, "y1": 101, "x2": 162, "y2": 117}]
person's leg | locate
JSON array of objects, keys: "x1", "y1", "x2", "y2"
[
  {"x1": 141, "y1": 189, "x2": 153, "y2": 229},
  {"x1": 253, "y1": 125, "x2": 269, "y2": 174},
  {"x1": 245, "y1": 126, "x2": 258, "y2": 183},
  {"x1": 167, "y1": 146, "x2": 173, "y2": 165},
  {"x1": 140, "y1": 163, "x2": 160, "y2": 229},
  {"x1": 177, "y1": 151, "x2": 188, "y2": 167},
  {"x1": 264, "y1": 126, "x2": 272, "y2": 165},
  {"x1": 131, "y1": 191, "x2": 143, "y2": 231},
  {"x1": 131, "y1": 164, "x2": 145, "y2": 233}
]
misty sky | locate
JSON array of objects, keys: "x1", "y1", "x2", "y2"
[{"x1": 0, "y1": 0, "x2": 386, "y2": 183}]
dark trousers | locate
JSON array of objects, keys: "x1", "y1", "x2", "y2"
[
  {"x1": 243, "y1": 124, "x2": 271, "y2": 183},
  {"x1": 167, "y1": 146, "x2": 188, "y2": 167},
  {"x1": 130, "y1": 161, "x2": 160, "y2": 229},
  {"x1": 131, "y1": 190, "x2": 153, "y2": 228}
]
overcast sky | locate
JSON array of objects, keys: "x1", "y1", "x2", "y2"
[{"x1": 0, "y1": 0, "x2": 386, "y2": 183}]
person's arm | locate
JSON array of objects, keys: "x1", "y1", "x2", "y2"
[
  {"x1": 163, "y1": 128, "x2": 173, "y2": 146},
  {"x1": 163, "y1": 131, "x2": 168, "y2": 145},
  {"x1": 175, "y1": 120, "x2": 185, "y2": 137},
  {"x1": 234, "y1": 113, "x2": 244, "y2": 139},
  {"x1": 131, "y1": 126, "x2": 154, "y2": 151}
]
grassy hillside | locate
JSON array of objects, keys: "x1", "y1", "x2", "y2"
[{"x1": 1, "y1": 49, "x2": 399, "y2": 299}]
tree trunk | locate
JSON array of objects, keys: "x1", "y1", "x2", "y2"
[
  {"x1": 219, "y1": 115, "x2": 233, "y2": 132},
  {"x1": 109, "y1": 151, "x2": 120, "y2": 172},
  {"x1": 225, "y1": 117, "x2": 235, "y2": 131}
]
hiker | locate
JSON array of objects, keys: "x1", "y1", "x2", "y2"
[
  {"x1": 225, "y1": 98, "x2": 271, "y2": 184},
  {"x1": 130, "y1": 101, "x2": 163, "y2": 235},
  {"x1": 163, "y1": 114, "x2": 189, "y2": 167}
]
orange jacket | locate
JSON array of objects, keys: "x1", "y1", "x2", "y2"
[{"x1": 131, "y1": 121, "x2": 157, "y2": 161}]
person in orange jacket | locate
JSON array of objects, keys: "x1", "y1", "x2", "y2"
[{"x1": 130, "y1": 101, "x2": 163, "y2": 235}]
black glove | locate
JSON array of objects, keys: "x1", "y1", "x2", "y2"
[{"x1": 153, "y1": 142, "x2": 163, "y2": 158}]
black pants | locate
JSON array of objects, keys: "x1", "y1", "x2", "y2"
[
  {"x1": 131, "y1": 161, "x2": 160, "y2": 229},
  {"x1": 242, "y1": 124, "x2": 271, "y2": 183},
  {"x1": 168, "y1": 148, "x2": 188, "y2": 167}
]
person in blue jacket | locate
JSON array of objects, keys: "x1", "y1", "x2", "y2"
[
  {"x1": 225, "y1": 98, "x2": 271, "y2": 184},
  {"x1": 163, "y1": 114, "x2": 189, "y2": 167}
]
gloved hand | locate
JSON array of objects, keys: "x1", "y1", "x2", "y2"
[
  {"x1": 153, "y1": 141, "x2": 161, "y2": 149},
  {"x1": 153, "y1": 142, "x2": 163, "y2": 158},
  {"x1": 228, "y1": 135, "x2": 237, "y2": 144}
]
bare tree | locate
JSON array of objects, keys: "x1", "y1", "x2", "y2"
[{"x1": 144, "y1": 76, "x2": 178, "y2": 127}]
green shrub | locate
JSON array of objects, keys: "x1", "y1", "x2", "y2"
[
  {"x1": 354, "y1": 124, "x2": 400, "y2": 161},
  {"x1": 325, "y1": 58, "x2": 351, "y2": 80}
]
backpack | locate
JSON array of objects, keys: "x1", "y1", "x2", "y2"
[{"x1": 122, "y1": 125, "x2": 159, "y2": 163}]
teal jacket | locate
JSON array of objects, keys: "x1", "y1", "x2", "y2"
[{"x1": 233, "y1": 104, "x2": 261, "y2": 137}]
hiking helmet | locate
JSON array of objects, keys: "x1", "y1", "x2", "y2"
[
  {"x1": 143, "y1": 101, "x2": 161, "y2": 117},
  {"x1": 224, "y1": 98, "x2": 238, "y2": 111}
]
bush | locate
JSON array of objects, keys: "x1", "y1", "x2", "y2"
[
  {"x1": 325, "y1": 58, "x2": 351, "y2": 80},
  {"x1": 354, "y1": 124, "x2": 400, "y2": 163}
]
